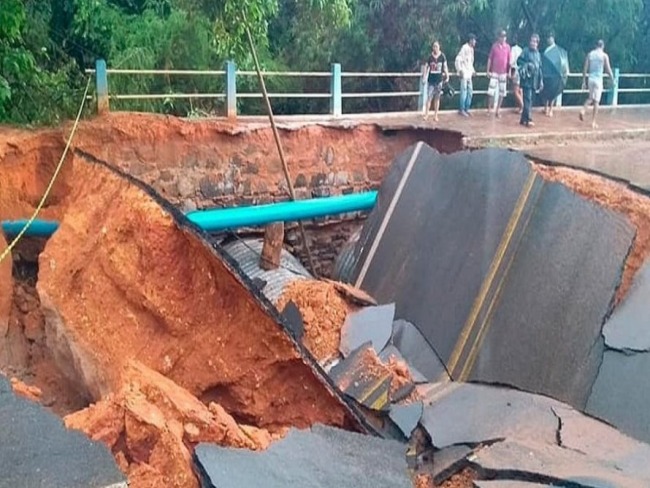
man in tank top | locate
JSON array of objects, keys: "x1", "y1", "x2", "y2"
[{"x1": 580, "y1": 39, "x2": 615, "y2": 129}]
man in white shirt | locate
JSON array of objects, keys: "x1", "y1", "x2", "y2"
[
  {"x1": 455, "y1": 34, "x2": 476, "y2": 117},
  {"x1": 580, "y1": 39, "x2": 615, "y2": 129}
]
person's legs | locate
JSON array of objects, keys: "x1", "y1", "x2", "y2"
[
  {"x1": 520, "y1": 87, "x2": 533, "y2": 125},
  {"x1": 591, "y1": 80, "x2": 603, "y2": 128},
  {"x1": 513, "y1": 82, "x2": 523, "y2": 113},
  {"x1": 459, "y1": 78, "x2": 468, "y2": 114},
  {"x1": 424, "y1": 84, "x2": 434, "y2": 120},
  {"x1": 433, "y1": 87, "x2": 442, "y2": 121},
  {"x1": 495, "y1": 75, "x2": 507, "y2": 117},
  {"x1": 465, "y1": 78, "x2": 473, "y2": 114},
  {"x1": 487, "y1": 75, "x2": 497, "y2": 113}
]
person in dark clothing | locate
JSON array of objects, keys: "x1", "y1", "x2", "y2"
[
  {"x1": 517, "y1": 33, "x2": 544, "y2": 127},
  {"x1": 422, "y1": 41, "x2": 449, "y2": 122}
]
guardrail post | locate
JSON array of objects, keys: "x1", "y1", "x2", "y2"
[
  {"x1": 610, "y1": 67, "x2": 620, "y2": 106},
  {"x1": 330, "y1": 63, "x2": 342, "y2": 117},
  {"x1": 225, "y1": 60, "x2": 237, "y2": 119},
  {"x1": 418, "y1": 64, "x2": 427, "y2": 113},
  {"x1": 95, "y1": 59, "x2": 109, "y2": 114}
]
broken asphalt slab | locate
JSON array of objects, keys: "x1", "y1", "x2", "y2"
[
  {"x1": 193, "y1": 424, "x2": 411, "y2": 488},
  {"x1": 419, "y1": 383, "x2": 563, "y2": 449},
  {"x1": 339, "y1": 303, "x2": 394, "y2": 357},
  {"x1": 552, "y1": 405, "x2": 650, "y2": 480},
  {"x1": 586, "y1": 349, "x2": 650, "y2": 445},
  {"x1": 329, "y1": 342, "x2": 392, "y2": 411},
  {"x1": 473, "y1": 481, "x2": 554, "y2": 488},
  {"x1": 0, "y1": 375, "x2": 126, "y2": 488},
  {"x1": 602, "y1": 260, "x2": 650, "y2": 352},
  {"x1": 390, "y1": 319, "x2": 448, "y2": 382},
  {"x1": 389, "y1": 401, "x2": 423, "y2": 439},
  {"x1": 337, "y1": 144, "x2": 635, "y2": 410},
  {"x1": 471, "y1": 440, "x2": 648, "y2": 488},
  {"x1": 430, "y1": 445, "x2": 474, "y2": 484}
]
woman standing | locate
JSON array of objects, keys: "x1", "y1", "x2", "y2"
[{"x1": 422, "y1": 41, "x2": 449, "y2": 122}]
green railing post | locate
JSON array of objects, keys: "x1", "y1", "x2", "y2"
[
  {"x1": 610, "y1": 67, "x2": 620, "y2": 106},
  {"x1": 330, "y1": 63, "x2": 342, "y2": 117},
  {"x1": 95, "y1": 59, "x2": 109, "y2": 114},
  {"x1": 225, "y1": 60, "x2": 237, "y2": 119},
  {"x1": 418, "y1": 64, "x2": 428, "y2": 113}
]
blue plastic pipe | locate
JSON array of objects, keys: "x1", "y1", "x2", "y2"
[{"x1": 1, "y1": 191, "x2": 378, "y2": 238}]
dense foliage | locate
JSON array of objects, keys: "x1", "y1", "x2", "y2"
[{"x1": 1, "y1": 0, "x2": 648, "y2": 123}]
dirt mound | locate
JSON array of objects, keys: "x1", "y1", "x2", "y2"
[
  {"x1": 536, "y1": 165, "x2": 650, "y2": 303},
  {"x1": 37, "y1": 153, "x2": 355, "y2": 431},
  {"x1": 65, "y1": 361, "x2": 274, "y2": 488},
  {"x1": 276, "y1": 279, "x2": 356, "y2": 361}
]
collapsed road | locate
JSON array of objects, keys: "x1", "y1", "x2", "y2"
[{"x1": 1, "y1": 116, "x2": 650, "y2": 488}]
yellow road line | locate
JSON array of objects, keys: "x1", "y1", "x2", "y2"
[
  {"x1": 458, "y1": 181, "x2": 542, "y2": 381},
  {"x1": 445, "y1": 171, "x2": 539, "y2": 378}
]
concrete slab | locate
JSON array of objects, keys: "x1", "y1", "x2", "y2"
[
  {"x1": 553, "y1": 405, "x2": 650, "y2": 480},
  {"x1": 340, "y1": 303, "x2": 394, "y2": 357},
  {"x1": 469, "y1": 181, "x2": 634, "y2": 409},
  {"x1": 389, "y1": 401, "x2": 423, "y2": 438},
  {"x1": 472, "y1": 440, "x2": 647, "y2": 488},
  {"x1": 329, "y1": 343, "x2": 392, "y2": 411},
  {"x1": 0, "y1": 375, "x2": 126, "y2": 488},
  {"x1": 586, "y1": 349, "x2": 650, "y2": 445},
  {"x1": 194, "y1": 424, "x2": 411, "y2": 488},
  {"x1": 420, "y1": 383, "x2": 561, "y2": 449},
  {"x1": 602, "y1": 260, "x2": 650, "y2": 352}
]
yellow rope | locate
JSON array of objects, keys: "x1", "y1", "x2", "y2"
[{"x1": 0, "y1": 77, "x2": 92, "y2": 264}]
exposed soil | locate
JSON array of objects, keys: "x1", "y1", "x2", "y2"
[
  {"x1": 0, "y1": 238, "x2": 89, "y2": 415},
  {"x1": 35, "y1": 153, "x2": 355, "y2": 431},
  {"x1": 276, "y1": 279, "x2": 356, "y2": 361},
  {"x1": 437, "y1": 468, "x2": 477, "y2": 488},
  {"x1": 65, "y1": 360, "x2": 275, "y2": 488},
  {"x1": 0, "y1": 233, "x2": 12, "y2": 336},
  {"x1": 536, "y1": 165, "x2": 650, "y2": 303},
  {"x1": 10, "y1": 377, "x2": 43, "y2": 402}
]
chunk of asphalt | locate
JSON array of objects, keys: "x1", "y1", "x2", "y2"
[
  {"x1": 473, "y1": 481, "x2": 555, "y2": 487},
  {"x1": 0, "y1": 375, "x2": 126, "y2": 488},
  {"x1": 602, "y1": 260, "x2": 650, "y2": 352},
  {"x1": 391, "y1": 319, "x2": 448, "y2": 382},
  {"x1": 281, "y1": 300, "x2": 304, "y2": 342},
  {"x1": 194, "y1": 424, "x2": 412, "y2": 488},
  {"x1": 328, "y1": 342, "x2": 392, "y2": 411},
  {"x1": 420, "y1": 383, "x2": 561, "y2": 449},
  {"x1": 388, "y1": 401, "x2": 423, "y2": 439},
  {"x1": 379, "y1": 344, "x2": 428, "y2": 384},
  {"x1": 586, "y1": 349, "x2": 650, "y2": 445},
  {"x1": 471, "y1": 440, "x2": 647, "y2": 488},
  {"x1": 340, "y1": 303, "x2": 395, "y2": 357},
  {"x1": 431, "y1": 445, "x2": 473, "y2": 484},
  {"x1": 552, "y1": 405, "x2": 650, "y2": 480}
]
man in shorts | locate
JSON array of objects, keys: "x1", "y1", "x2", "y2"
[
  {"x1": 486, "y1": 30, "x2": 511, "y2": 118},
  {"x1": 580, "y1": 39, "x2": 615, "y2": 129},
  {"x1": 422, "y1": 41, "x2": 449, "y2": 122}
]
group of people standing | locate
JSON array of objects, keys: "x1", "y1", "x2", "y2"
[{"x1": 422, "y1": 31, "x2": 615, "y2": 129}]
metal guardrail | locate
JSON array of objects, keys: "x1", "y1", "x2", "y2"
[{"x1": 85, "y1": 59, "x2": 650, "y2": 117}]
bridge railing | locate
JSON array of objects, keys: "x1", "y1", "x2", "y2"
[{"x1": 85, "y1": 59, "x2": 650, "y2": 118}]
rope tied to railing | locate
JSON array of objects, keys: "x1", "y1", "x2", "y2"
[{"x1": 0, "y1": 77, "x2": 92, "y2": 264}]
